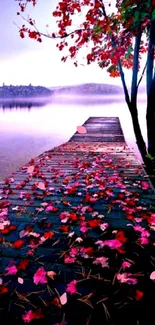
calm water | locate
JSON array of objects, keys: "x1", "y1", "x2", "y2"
[{"x1": 0, "y1": 94, "x2": 147, "y2": 179}]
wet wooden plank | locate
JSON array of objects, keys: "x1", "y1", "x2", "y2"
[{"x1": 0, "y1": 117, "x2": 154, "y2": 325}]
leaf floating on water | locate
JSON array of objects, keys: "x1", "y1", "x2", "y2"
[
  {"x1": 37, "y1": 182, "x2": 46, "y2": 191},
  {"x1": 60, "y1": 292, "x2": 67, "y2": 305},
  {"x1": 27, "y1": 166, "x2": 35, "y2": 174},
  {"x1": 77, "y1": 126, "x2": 87, "y2": 134}
]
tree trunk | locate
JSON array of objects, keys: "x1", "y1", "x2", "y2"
[
  {"x1": 146, "y1": 21, "x2": 155, "y2": 157},
  {"x1": 128, "y1": 103, "x2": 148, "y2": 158},
  {"x1": 129, "y1": 102, "x2": 155, "y2": 179},
  {"x1": 146, "y1": 81, "x2": 155, "y2": 157}
]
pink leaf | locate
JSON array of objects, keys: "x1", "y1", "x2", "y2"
[
  {"x1": 33, "y1": 267, "x2": 47, "y2": 285},
  {"x1": 141, "y1": 181, "x2": 149, "y2": 190},
  {"x1": 18, "y1": 277, "x2": 24, "y2": 284},
  {"x1": 19, "y1": 230, "x2": 28, "y2": 238},
  {"x1": 77, "y1": 126, "x2": 87, "y2": 134},
  {"x1": 93, "y1": 256, "x2": 109, "y2": 268},
  {"x1": 47, "y1": 271, "x2": 56, "y2": 279},
  {"x1": 22, "y1": 309, "x2": 44, "y2": 323},
  {"x1": 66, "y1": 280, "x2": 77, "y2": 294},
  {"x1": 5, "y1": 265, "x2": 18, "y2": 275},
  {"x1": 122, "y1": 261, "x2": 131, "y2": 269},
  {"x1": 117, "y1": 273, "x2": 137, "y2": 285},
  {"x1": 60, "y1": 292, "x2": 67, "y2": 305},
  {"x1": 150, "y1": 271, "x2": 155, "y2": 280},
  {"x1": 37, "y1": 182, "x2": 46, "y2": 191},
  {"x1": 27, "y1": 166, "x2": 34, "y2": 174}
]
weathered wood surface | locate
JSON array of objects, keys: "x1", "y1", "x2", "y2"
[
  {"x1": 70, "y1": 117, "x2": 125, "y2": 142},
  {"x1": 0, "y1": 117, "x2": 155, "y2": 325}
]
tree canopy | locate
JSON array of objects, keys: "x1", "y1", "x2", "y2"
[
  {"x1": 17, "y1": 0, "x2": 154, "y2": 78},
  {"x1": 16, "y1": 0, "x2": 155, "y2": 160}
]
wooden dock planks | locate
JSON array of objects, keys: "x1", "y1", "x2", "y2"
[{"x1": 0, "y1": 117, "x2": 155, "y2": 325}]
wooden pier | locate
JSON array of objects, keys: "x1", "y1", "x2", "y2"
[{"x1": 0, "y1": 117, "x2": 155, "y2": 325}]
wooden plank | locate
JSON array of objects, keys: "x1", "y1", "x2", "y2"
[{"x1": 0, "y1": 117, "x2": 154, "y2": 325}]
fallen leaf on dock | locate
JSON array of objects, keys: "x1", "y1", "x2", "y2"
[
  {"x1": 27, "y1": 166, "x2": 35, "y2": 174},
  {"x1": 60, "y1": 292, "x2": 67, "y2": 305},
  {"x1": 77, "y1": 126, "x2": 87, "y2": 134},
  {"x1": 37, "y1": 182, "x2": 46, "y2": 190}
]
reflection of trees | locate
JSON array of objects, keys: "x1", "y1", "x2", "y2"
[{"x1": 0, "y1": 101, "x2": 47, "y2": 110}]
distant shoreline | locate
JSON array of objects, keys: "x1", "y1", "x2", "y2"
[
  {"x1": 0, "y1": 85, "x2": 53, "y2": 99},
  {"x1": 0, "y1": 83, "x2": 146, "y2": 99}
]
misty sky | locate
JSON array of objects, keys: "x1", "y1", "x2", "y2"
[{"x1": 0, "y1": 0, "x2": 146, "y2": 87}]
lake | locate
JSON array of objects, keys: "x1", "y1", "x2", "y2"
[{"x1": 0, "y1": 94, "x2": 147, "y2": 180}]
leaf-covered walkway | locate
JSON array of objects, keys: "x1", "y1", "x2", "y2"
[{"x1": 0, "y1": 117, "x2": 155, "y2": 325}]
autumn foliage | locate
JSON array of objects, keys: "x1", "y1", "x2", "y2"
[
  {"x1": 16, "y1": 0, "x2": 155, "y2": 158},
  {"x1": 17, "y1": 0, "x2": 155, "y2": 78}
]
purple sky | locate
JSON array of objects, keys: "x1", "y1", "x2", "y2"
[{"x1": 0, "y1": 0, "x2": 146, "y2": 87}]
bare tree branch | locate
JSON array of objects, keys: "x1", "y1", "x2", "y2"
[
  {"x1": 137, "y1": 61, "x2": 147, "y2": 89},
  {"x1": 14, "y1": 13, "x2": 92, "y2": 40}
]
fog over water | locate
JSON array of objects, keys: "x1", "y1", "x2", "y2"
[{"x1": 0, "y1": 94, "x2": 147, "y2": 179}]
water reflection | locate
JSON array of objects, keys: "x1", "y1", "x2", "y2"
[
  {"x1": 0, "y1": 101, "x2": 47, "y2": 110},
  {"x1": 0, "y1": 95, "x2": 147, "y2": 180}
]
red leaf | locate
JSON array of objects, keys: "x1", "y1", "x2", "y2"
[
  {"x1": 88, "y1": 219, "x2": 100, "y2": 228},
  {"x1": 59, "y1": 225, "x2": 69, "y2": 232},
  {"x1": 43, "y1": 231, "x2": 54, "y2": 239},
  {"x1": 116, "y1": 231, "x2": 127, "y2": 243},
  {"x1": 17, "y1": 259, "x2": 29, "y2": 271},
  {"x1": 0, "y1": 286, "x2": 8, "y2": 295},
  {"x1": 0, "y1": 201, "x2": 10, "y2": 208},
  {"x1": 135, "y1": 290, "x2": 144, "y2": 300},
  {"x1": 1, "y1": 227, "x2": 10, "y2": 235},
  {"x1": 126, "y1": 215, "x2": 134, "y2": 220},
  {"x1": 22, "y1": 308, "x2": 44, "y2": 322},
  {"x1": 46, "y1": 222, "x2": 53, "y2": 228},
  {"x1": 85, "y1": 247, "x2": 94, "y2": 256},
  {"x1": 69, "y1": 213, "x2": 77, "y2": 221},
  {"x1": 12, "y1": 239, "x2": 25, "y2": 249},
  {"x1": 117, "y1": 248, "x2": 126, "y2": 254},
  {"x1": 9, "y1": 225, "x2": 17, "y2": 231},
  {"x1": 25, "y1": 225, "x2": 33, "y2": 232}
]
